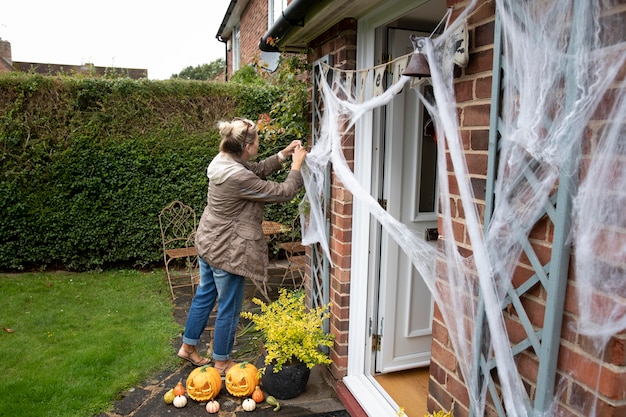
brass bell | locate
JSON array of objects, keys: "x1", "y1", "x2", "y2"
[{"x1": 402, "y1": 35, "x2": 431, "y2": 78}]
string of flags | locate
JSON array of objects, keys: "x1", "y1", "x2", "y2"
[
  {"x1": 319, "y1": 52, "x2": 422, "y2": 102},
  {"x1": 317, "y1": 14, "x2": 468, "y2": 102}
]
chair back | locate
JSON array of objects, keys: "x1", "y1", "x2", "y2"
[{"x1": 159, "y1": 200, "x2": 197, "y2": 252}]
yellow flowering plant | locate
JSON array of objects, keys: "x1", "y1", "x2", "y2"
[
  {"x1": 241, "y1": 288, "x2": 335, "y2": 372},
  {"x1": 425, "y1": 409, "x2": 453, "y2": 417}
]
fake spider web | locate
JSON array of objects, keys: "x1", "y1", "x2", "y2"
[{"x1": 299, "y1": 0, "x2": 625, "y2": 416}]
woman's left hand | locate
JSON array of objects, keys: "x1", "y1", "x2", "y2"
[{"x1": 281, "y1": 140, "x2": 302, "y2": 158}]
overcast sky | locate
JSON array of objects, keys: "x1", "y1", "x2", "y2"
[{"x1": 1, "y1": 0, "x2": 232, "y2": 80}]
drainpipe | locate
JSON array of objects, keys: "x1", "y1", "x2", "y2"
[
  {"x1": 219, "y1": 38, "x2": 229, "y2": 81},
  {"x1": 259, "y1": 0, "x2": 321, "y2": 52},
  {"x1": 216, "y1": 0, "x2": 237, "y2": 81}
]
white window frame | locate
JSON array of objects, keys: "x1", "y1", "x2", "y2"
[
  {"x1": 232, "y1": 25, "x2": 241, "y2": 72},
  {"x1": 268, "y1": 0, "x2": 287, "y2": 28}
]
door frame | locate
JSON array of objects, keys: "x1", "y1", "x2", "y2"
[{"x1": 343, "y1": 0, "x2": 432, "y2": 414}]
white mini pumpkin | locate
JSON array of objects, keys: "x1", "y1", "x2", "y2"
[
  {"x1": 173, "y1": 395, "x2": 188, "y2": 408},
  {"x1": 242, "y1": 397, "x2": 256, "y2": 411},
  {"x1": 206, "y1": 399, "x2": 220, "y2": 414}
]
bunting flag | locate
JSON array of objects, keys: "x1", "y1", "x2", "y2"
[
  {"x1": 320, "y1": 51, "x2": 420, "y2": 102},
  {"x1": 318, "y1": 14, "x2": 468, "y2": 102}
]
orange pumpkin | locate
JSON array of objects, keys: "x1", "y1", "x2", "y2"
[
  {"x1": 251, "y1": 385, "x2": 264, "y2": 403},
  {"x1": 186, "y1": 365, "x2": 222, "y2": 401},
  {"x1": 225, "y1": 362, "x2": 260, "y2": 397},
  {"x1": 173, "y1": 380, "x2": 185, "y2": 396}
]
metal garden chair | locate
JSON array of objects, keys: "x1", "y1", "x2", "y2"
[{"x1": 158, "y1": 200, "x2": 198, "y2": 299}]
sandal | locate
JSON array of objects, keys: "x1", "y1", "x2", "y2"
[
  {"x1": 177, "y1": 346, "x2": 210, "y2": 367},
  {"x1": 214, "y1": 359, "x2": 237, "y2": 376}
]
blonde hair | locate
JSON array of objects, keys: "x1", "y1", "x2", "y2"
[{"x1": 218, "y1": 118, "x2": 258, "y2": 155}]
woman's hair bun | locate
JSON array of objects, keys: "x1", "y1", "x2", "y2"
[{"x1": 218, "y1": 120, "x2": 234, "y2": 137}]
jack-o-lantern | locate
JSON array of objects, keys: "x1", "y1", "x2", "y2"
[
  {"x1": 186, "y1": 365, "x2": 222, "y2": 401},
  {"x1": 225, "y1": 362, "x2": 260, "y2": 397}
]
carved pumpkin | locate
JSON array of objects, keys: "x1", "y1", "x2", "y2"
[
  {"x1": 225, "y1": 362, "x2": 260, "y2": 397},
  {"x1": 186, "y1": 365, "x2": 222, "y2": 401}
]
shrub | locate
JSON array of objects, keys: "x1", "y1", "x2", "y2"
[{"x1": 0, "y1": 69, "x2": 307, "y2": 271}]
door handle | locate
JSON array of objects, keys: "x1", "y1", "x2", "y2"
[{"x1": 425, "y1": 228, "x2": 439, "y2": 241}]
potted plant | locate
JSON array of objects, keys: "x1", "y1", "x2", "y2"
[{"x1": 241, "y1": 288, "x2": 335, "y2": 399}]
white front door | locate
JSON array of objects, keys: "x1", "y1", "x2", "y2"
[
  {"x1": 374, "y1": 29, "x2": 438, "y2": 374},
  {"x1": 344, "y1": 0, "x2": 446, "y2": 414}
]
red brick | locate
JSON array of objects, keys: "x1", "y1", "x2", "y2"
[
  {"x1": 428, "y1": 375, "x2": 453, "y2": 412},
  {"x1": 517, "y1": 351, "x2": 539, "y2": 383},
  {"x1": 474, "y1": 76, "x2": 492, "y2": 100},
  {"x1": 467, "y1": 0, "x2": 496, "y2": 26},
  {"x1": 463, "y1": 104, "x2": 491, "y2": 127},
  {"x1": 451, "y1": 220, "x2": 466, "y2": 245},
  {"x1": 446, "y1": 373, "x2": 470, "y2": 405},
  {"x1": 455, "y1": 80, "x2": 473, "y2": 103},
  {"x1": 470, "y1": 129, "x2": 490, "y2": 150},
  {"x1": 474, "y1": 20, "x2": 495, "y2": 49},
  {"x1": 559, "y1": 344, "x2": 626, "y2": 399},
  {"x1": 607, "y1": 335, "x2": 626, "y2": 366},
  {"x1": 465, "y1": 49, "x2": 494, "y2": 76},
  {"x1": 432, "y1": 316, "x2": 450, "y2": 347},
  {"x1": 431, "y1": 338, "x2": 457, "y2": 374},
  {"x1": 465, "y1": 152, "x2": 488, "y2": 176},
  {"x1": 430, "y1": 361, "x2": 447, "y2": 386},
  {"x1": 460, "y1": 129, "x2": 471, "y2": 150},
  {"x1": 471, "y1": 177, "x2": 487, "y2": 201}
]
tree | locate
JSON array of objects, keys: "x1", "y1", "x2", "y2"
[{"x1": 172, "y1": 59, "x2": 225, "y2": 80}]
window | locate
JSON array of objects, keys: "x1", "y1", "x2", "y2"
[
  {"x1": 268, "y1": 0, "x2": 287, "y2": 27},
  {"x1": 232, "y1": 25, "x2": 241, "y2": 72}
]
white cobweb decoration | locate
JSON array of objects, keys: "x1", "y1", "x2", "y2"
[{"x1": 299, "y1": 0, "x2": 625, "y2": 416}]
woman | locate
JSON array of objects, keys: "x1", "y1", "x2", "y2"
[{"x1": 177, "y1": 117, "x2": 307, "y2": 375}]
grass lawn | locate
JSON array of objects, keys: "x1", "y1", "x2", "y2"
[{"x1": 0, "y1": 269, "x2": 180, "y2": 417}]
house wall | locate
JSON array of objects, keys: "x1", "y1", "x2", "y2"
[
  {"x1": 225, "y1": 0, "x2": 269, "y2": 78},
  {"x1": 308, "y1": 17, "x2": 359, "y2": 381},
  {"x1": 303, "y1": 0, "x2": 625, "y2": 416},
  {"x1": 428, "y1": 2, "x2": 626, "y2": 417},
  {"x1": 428, "y1": 2, "x2": 496, "y2": 415}
]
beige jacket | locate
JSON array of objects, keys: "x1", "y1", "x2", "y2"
[{"x1": 195, "y1": 152, "x2": 303, "y2": 282}]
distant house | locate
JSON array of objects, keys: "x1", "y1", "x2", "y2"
[
  {"x1": 0, "y1": 39, "x2": 147, "y2": 79},
  {"x1": 223, "y1": 1, "x2": 626, "y2": 417},
  {"x1": 216, "y1": 0, "x2": 285, "y2": 80}
]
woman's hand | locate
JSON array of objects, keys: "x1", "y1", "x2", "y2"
[
  {"x1": 281, "y1": 140, "x2": 302, "y2": 158},
  {"x1": 291, "y1": 144, "x2": 307, "y2": 171}
]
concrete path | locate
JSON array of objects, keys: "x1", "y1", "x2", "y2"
[{"x1": 97, "y1": 260, "x2": 349, "y2": 416}]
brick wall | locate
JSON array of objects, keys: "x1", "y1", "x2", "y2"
[
  {"x1": 298, "y1": 1, "x2": 624, "y2": 415},
  {"x1": 224, "y1": 0, "x2": 268, "y2": 78},
  {"x1": 427, "y1": 2, "x2": 496, "y2": 415},
  {"x1": 428, "y1": 1, "x2": 626, "y2": 417},
  {"x1": 239, "y1": 0, "x2": 268, "y2": 68},
  {"x1": 308, "y1": 18, "x2": 358, "y2": 381}
]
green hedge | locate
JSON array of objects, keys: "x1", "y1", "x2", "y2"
[{"x1": 0, "y1": 73, "x2": 300, "y2": 271}]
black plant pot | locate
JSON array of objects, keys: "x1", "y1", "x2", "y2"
[{"x1": 261, "y1": 360, "x2": 311, "y2": 399}]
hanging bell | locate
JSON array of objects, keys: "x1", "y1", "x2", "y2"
[{"x1": 402, "y1": 35, "x2": 431, "y2": 78}]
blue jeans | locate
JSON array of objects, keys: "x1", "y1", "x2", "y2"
[{"x1": 182, "y1": 257, "x2": 245, "y2": 361}]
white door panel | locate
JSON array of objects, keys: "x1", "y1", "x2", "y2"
[{"x1": 376, "y1": 28, "x2": 437, "y2": 373}]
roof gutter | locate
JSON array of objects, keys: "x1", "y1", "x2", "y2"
[
  {"x1": 216, "y1": 0, "x2": 239, "y2": 81},
  {"x1": 259, "y1": 0, "x2": 322, "y2": 52},
  {"x1": 216, "y1": 0, "x2": 237, "y2": 42}
]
